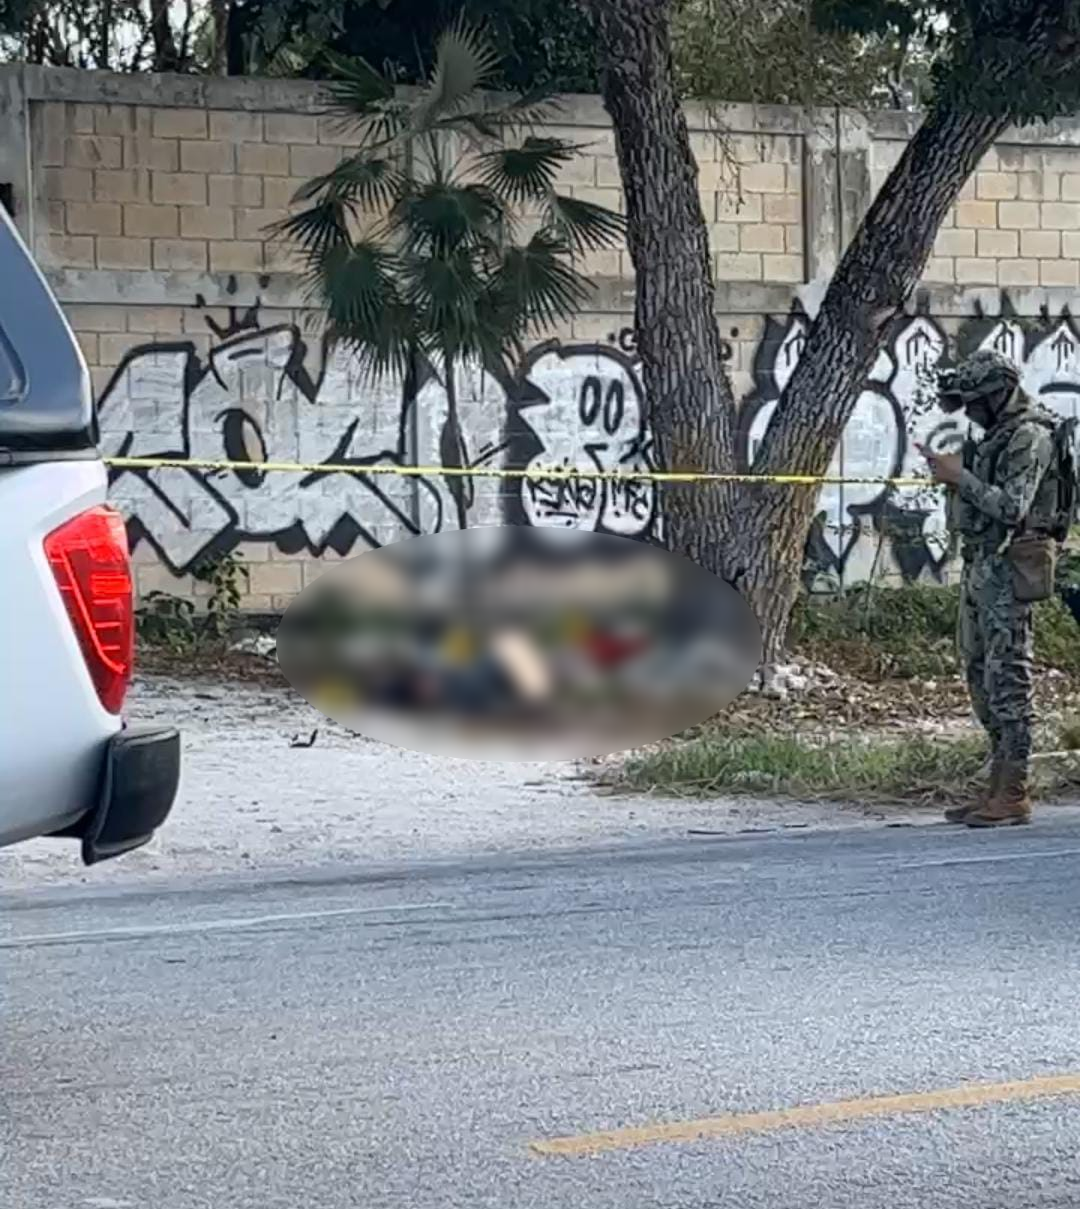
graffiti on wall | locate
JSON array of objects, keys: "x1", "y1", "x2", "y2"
[
  {"x1": 100, "y1": 309, "x2": 658, "y2": 574},
  {"x1": 98, "y1": 291, "x2": 1080, "y2": 586}
]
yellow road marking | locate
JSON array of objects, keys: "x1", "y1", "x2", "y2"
[{"x1": 529, "y1": 1072, "x2": 1080, "y2": 1157}]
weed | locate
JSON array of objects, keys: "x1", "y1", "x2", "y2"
[
  {"x1": 614, "y1": 731, "x2": 1080, "y2": 806},
  {"x1": 136, "y1": 551, "x2": 250, "y2": 653}
]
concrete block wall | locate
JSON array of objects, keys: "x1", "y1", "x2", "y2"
[{"x1": 3, "y1": 66, "x2": 1080, "y2": 605}]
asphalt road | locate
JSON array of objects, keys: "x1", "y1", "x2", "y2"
[{"x1": 5, "y1": 819, "x2": 1080, "y2": 1209}]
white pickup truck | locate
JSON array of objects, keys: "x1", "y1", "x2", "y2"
[{"x1": 0, "y1": 204, "x2": 180, "y2": 866}]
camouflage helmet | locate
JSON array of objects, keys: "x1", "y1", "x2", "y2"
[{"x1": 938, "y1": 349, "x2": 1020, "y2": 413}]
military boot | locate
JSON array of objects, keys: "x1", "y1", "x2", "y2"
[
  {"x1": 943, "y1": 757, "x2": 999, "y2": 824},
  {"x1": 964, "y1": 760, "x2": 1032, "y2": 828}
]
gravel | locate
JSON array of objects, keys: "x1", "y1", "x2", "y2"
[{"x1": 0, "y1": 674, "x2": 939, "y2": 893}]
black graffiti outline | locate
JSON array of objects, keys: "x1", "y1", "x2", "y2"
[
  {"x1": 100, "y1": 324, "x2": 450, "y2": 575},
  {"x1": 502, "y1": 339, "x2": 658, "y2": 537}
]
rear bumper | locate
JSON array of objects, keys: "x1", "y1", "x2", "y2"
[{"x1": 57, "y1": 725, "x2": 181, "y2": 865}]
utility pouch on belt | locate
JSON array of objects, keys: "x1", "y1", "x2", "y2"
[{"x1": 1006, "y1": 535, "x2": 1057, "y2": 603}]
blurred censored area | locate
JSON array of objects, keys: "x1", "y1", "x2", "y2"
[{"x1": 276, "y1": 527, "x2": 763, "y2": 760}]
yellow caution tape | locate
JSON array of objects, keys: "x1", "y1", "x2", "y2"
[{"x1": 104, "y1": 455, "x2": 936, "y2": 489}]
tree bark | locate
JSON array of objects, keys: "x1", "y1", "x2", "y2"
[
  {"x1": 585, "y1": 0, "x2": 1020, "y2": 668},
  {"x1": 148, "y1": 0, "x2": 180, "y2": 72},
  {"x1": 209, "y1": 0, "x2": 230, "y2": 76},
  {"x1": 585, "y1": 0, "x2": 740, "y2": 580}
]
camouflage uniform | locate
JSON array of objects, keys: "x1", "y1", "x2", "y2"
[{"x1": 945, "y1": 351, "x2": 1061, "y2": 825}]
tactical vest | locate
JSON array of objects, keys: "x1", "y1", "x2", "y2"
[{"x1": 951, "y1": 402, "x2": 1077, "y2": 548}]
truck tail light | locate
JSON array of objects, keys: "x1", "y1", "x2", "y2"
[{"x1": 44, "y1": 505, "x2": 134, "y2": 714}]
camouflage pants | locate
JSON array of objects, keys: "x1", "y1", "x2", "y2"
[{"x1": 957, "y1": 554, "x2": 1034, "y2": 770}]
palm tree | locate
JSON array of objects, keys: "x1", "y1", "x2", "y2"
[{"x1": 273, "y1": 17, "x2": 626, "y2": 528}]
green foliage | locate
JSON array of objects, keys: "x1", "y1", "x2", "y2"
[
  {"x1": 813, "y1": 0, "x2": 1080, "y2": 125},
  {"x1": 275, "y1": 18, "x2": 624, "y2": 381},
  {"x1": 790, "y1": 580, "x2": 1080, "y2": 680},
  {"x1": 229, "y1": 0, "x2": 599, "y2": 89},
  {"x1": 672, "y1": 0, "x2": 933, "y2": 107},
  {"x1": 136, "y1": 551, "x2": 250, "y2": 652}
]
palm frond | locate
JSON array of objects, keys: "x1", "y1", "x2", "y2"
[
  {"x1": 268, "y1": 200, "x2": 352, "y2": 271},
  {"x1": 320, "y1": 241, "x2": 415, "y2": 382},
  {"x1": 402, "y1": 250, "x2": 485, "y2": 355},
  {"x1": 322, "y1": 50, "x2": 396, "y2": 115},
  {"x1": 478, "y1": 137, "x2": 581, "y2": 205},
  {"x1": 391, "y1": 181, "x2": 505, "y2": 259},
  {"x1": 545, "y1": 193, "x2": 627, "y2": 254},
  {"x1": 293, "y1": 155, "x2": 402, "y2": 212},
  {"x1": 412, "y1": 17, "x2": 501, "y2": 131},
  {"x1": 487, "y1": 231, "x2": 594, "y2": 334}
]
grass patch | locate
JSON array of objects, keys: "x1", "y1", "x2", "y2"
[
  {"x1": 790, "y1": 583, "x2": 1080, "y2": 680},
  {"x1": 614, "y1": 727, "x2": 1080, "y2": 807}
]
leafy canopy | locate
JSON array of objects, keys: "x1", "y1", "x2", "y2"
[
  {"x1": 274, "y1": 17, "x2": 625, "y2": 381},
  {"x1": 813, "y1": 0, "x2": 1080, "y2": 123}
]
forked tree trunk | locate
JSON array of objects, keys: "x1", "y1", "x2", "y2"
[{"x1": 587, "y1": 0, "x2": 1014, "y2": 668}]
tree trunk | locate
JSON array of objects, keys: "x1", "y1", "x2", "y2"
[
  {"x1": 209, "y1": 0, "x2": 230, "y2": 76},
  {"x1": 733, "y1": 105, "x2": 1008, "y2": 664},
  {"x1": 585, "y1": 0, "x2": 740, "y2": 577},
  {"x1": 148, "y1": 0, "x2": 180, "y2": 72},
  {"x1": 587, "y1": 0, "x2": 1012, "y2": 668}
]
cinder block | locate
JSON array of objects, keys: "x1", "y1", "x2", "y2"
[
  {"x1": 716, "y1": 192, "x2": 764, "y2": 223},
  {"x1": 1042, "y1": 258, "x2": 1080, "y2": 286},
  {"x1": 922, "y1": 257, "x2": 956, "y2": 284},
  {"x1": 208, "y1": 174, "x2": 264, "y2": 208},
  {"x1": 93, "y1": 104, "x2": 142, "y2": 136},
  {"x1": 123, "y1": 137, "x2": 179, "y2": 172},
  {"x1": 237, "y1": 208, "x2": 288, "y2": 240},
  {"x1": 715, "y1": 252, "x2": 763, "y2": 282},
  {"x1": 955, "y1": 200, "x2": 998, "y2": 228},
  {"x1": 46, "y1": 167, "x2": 93, "y2": 202},
  {"x1": 261, "y1": 176, "x2": 305, "y2": 208},
  {"x1": 180, "y1": 139, "x2": 236, "y2": 175},
  {"x1": 99, "y1": 332, "x2": 137, "y2": 366},
  {"x1": 934, "y1": 228, "x2": 975, "y2": 257},
  {"x1": 289, "y1": 143, "x2": 342, "y2": 179},
  {"x1": 264, "y1": 114, "x2": 318, "y2": 145},
  {"x1": 94, "y1": 169, "x2": 150, "y2": 204},
  {"x1": 125, "y1": 305, "x2": 186, "y2": 334},
  {"x1": 1062, "y1": 230, "x2": 1080, "y2": 258},
  {"x1": 975, "y1": 172, "x2": 1019, "y2": 200},
  {"x1": 63, "y1": 303, "x2": 128, "y2": 332},
  {"x1": 955, "y1": 258, "x2": 997, "y2": 285},
  {"x1": 152, "y1": 172, "x2": 207, "y2": 206},
  {"x1": 763, "y1": 253, "x2": 803, "y2": 283},
  {"x1": 45, "y1": 234, "x2": 94, "y2": 268},
  {"x1": 764, "y1": 194, "x2": 802, "y2": 224},
  {"x1": 124, "y1": 203, "x2": 179, "y2": 238},
  {"x1": 998, "y1": 259, "x2": 1039, "y2": 286},
  {"x1": 66, "y1": 202, "x2": 122, "y2": 236},
  {"x1": 248, "y1": 561, "x2": 303, "y2": 595},
  {"x1": 209, "y1": 111, "x2": 263, "y2": 143},
  {"x1": 96, "y1": 237, "x2": 153, "y2": 269},
  {"x1": 709, "y1": 223, "x2": 741, "y2": 252},
  {"x1": 740, "y1": 162, "x2": 787, "y2": 194},
  {"x1": 152, "y1": 108, "x2": 208, "y2": 140},
  {"x1": 152, "y1": 239, "x2": 208, "y2": 271},
  {"x1": 75, "y1": 332, "x2": 98, "y2": 363},
  {"x1": 238, "y1": 142, "x2": 290, "y2": 176},
  {"x1": 209, "y1": 240, "x2": 264, "y2": 272},
  {"x1": 785, "y1": 224, "x2": 804, "y2": 253},
  {"x1": 1021, "y1": 228, "x2": 1060, "y2": 257},
  {"x1": 179, "y1": 206, "x2": 235, "y2": 239},
  {"x1": 976, "y1": 228, "x2": 1019, "y2": 258},
  {"x1": 997, "y1": 200, "x2": 1041, "y2": 229},
  {"x1": 1041, "y1": 201, "x2": 1080, "y2": 228},
  {"x1": 740, "y1": 224, "x2": 785, "y2": 253}
]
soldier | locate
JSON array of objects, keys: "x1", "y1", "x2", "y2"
[{"x1": 919, "y1": 349, "x2": 1066, "y2": 828}]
